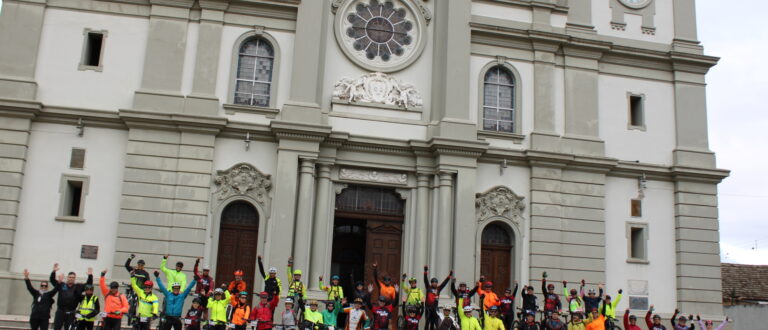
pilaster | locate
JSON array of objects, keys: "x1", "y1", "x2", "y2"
[
  {"x1": 672, "y1": 0, "x2": 703, "y2": 54},
  {"x1": 433, "y1": 171, "x2": 454, "y2": 278},
  {"x1": 292, "y1": 158, "x2": 316, "y2": 278},
  {"x1": 530, "y1": 40, "x2": 559, "y2": 153},
  {"x1": 411, "y1": 173, "x2": 431, "y2": 274},
  {"x1": 565, "y1": 0, "x2": 596, "y2": 37},
  {"x1": 672, "y1": 67, "x2": 716, "y2": 168},
  {"x1": 310, "y1": 163, "x2": 333, "y2": 290},
  {"x1": 0, "y1": 0, "x2": 45, "y2": 100},
  {"x1": 185, "y1": 3, "x2": 226, "y2": 116},
  {"x1": 132, "y1": 1, "x2": 194, "y2": 114},
  {"x1": 562, "y1": 44, "x2": 606, "y2": 157},
  {"x1": 452, "y1": 165, "x2": 478, "y2": 282},
  {"x1": 280, "y1": 0, "x2": 329, "y2": 124}
]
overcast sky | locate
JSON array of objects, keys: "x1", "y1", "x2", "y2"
[
  {"x1": 698, "y1": 1, "x2": 768, "y2": 265},
  {"x1": 0, "y1": 1, "x2": 762, "y2": 264}
]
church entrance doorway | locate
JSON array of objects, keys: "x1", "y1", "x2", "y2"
[
  {"x1": 480, "y1": 222, "x2": 514, "y2": 297},
  {"x1": 216, "y1": 201, "x2": 259, "y2": 303}
]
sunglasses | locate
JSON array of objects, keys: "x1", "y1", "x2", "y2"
[{"x1": 40, "y1": 285, "x2": 48, "y2": 288}]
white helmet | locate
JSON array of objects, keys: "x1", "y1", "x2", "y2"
[
  {"x1": 463, "y1": 306, "x2": 474, "y2": 312},
  {"x1": 268, "y1": 267, "x2": 277, "y2": 273}
]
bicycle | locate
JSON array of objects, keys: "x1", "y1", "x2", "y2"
[
  {"x1": 122, "y1": 282, "x2": 139, "y2": 327},
  {"x1": 605, "y1": 316, "x2": 623, "y2": 330}
]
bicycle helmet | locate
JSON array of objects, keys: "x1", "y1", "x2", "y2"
[
  {"x1": 285, "y1": 298, "x2": 294, "y2": 304},
  {"x1": 353, "y1": 298, "x2": 363, "y2": 304},
  {"x1": 629, "y1": 315, "x2": 637, "y2": 320},
  {"x1": 430, "y1": 277, "x2": 438, "y2": 283},
  {"x1": 171, "y1": 282, "x2": 181, "y2": 288},
  {"x1": 268, "y1": 267, "x2": 278, "y2": 274},
  {"x1": 309, "y1": 300, "x2": 318, "y2": 306},
  {"x1": 547, "y1": 283, "x2": 555, "y2": 289},
  {"x1": 137, "y1": 259, "x2": 146, "y2": 265},
  {"x1": 293, "y1": 269, "x2": 302, "y2": 275},
  {"x1": 408, "y1": 277, "x2": 417, "y2": 283},
  {"x1": 463, "y1": 306, "x2": 473, "y2": 312},
  {"x1": 378, "y1": 296, "x2": 388, "y2": 303},
  {"x1": 109, "y1": 281, "x2": 119, "y2": 289},
  {"x1": 241, "y1": 291, "x2": 250, "y2": 297},
  {"x1": 84, "y1": 284, "x2": 94, "y2": 291},
  {"x1": 214, "y1": 288, "x2": 224, "y2": 294},
  {"x1": 259, "y1": 291, "x2": 268, "y2": 298},
  {"x1": 484, "y1": 281, "x2": 493, "y2": 287},
  {"x1": 203, "y1": 265, "x2": 210, "y2": 271},
  {"x1": 234, "y1": 270, "x2": 244, "y2": 276},
  {"x1": 192, "y1": 297, "x2": 202, "y2": 304},
  {"x1": 143, "y1": 280, "x2": 154, "y2": 288},
  {"x1": 489, "y1": 306, "x2": 498, "y2": 311},
  {"x1": 176, "y1": 261, "x2": 184, "y2": 267},
  {"x1": 331, "y1": 275, "x2": 340, "y2": 280}
]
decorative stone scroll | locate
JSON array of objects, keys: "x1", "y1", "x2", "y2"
[
  {"x1": 213, "y1": 163, "x2": 272, "y2": 207},
  {"x1": 339, "y1": 168, "x2": 408, "y2": 185},
  {"x1": 475, "y1": 186, "x2": 525, "y2": 222},
  {"x1": 332, "y1": 72, "x2": 423, "y2": 109}
]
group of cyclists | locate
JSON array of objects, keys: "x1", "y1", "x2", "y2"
[{"x1": 24, "y1": 255, "x2": 732, "y2": 330}]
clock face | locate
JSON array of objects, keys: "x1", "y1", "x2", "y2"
[{"x1": 619, "y1": 0, "x2": 651, "y2": 9}]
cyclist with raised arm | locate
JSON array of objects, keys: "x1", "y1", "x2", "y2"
[
  {"x1": 437, "y1": 305, "x2": 458, "y2": 330},
  {"x1": 499, "y1": 282, "x2": 518, "y2": 329},
  {"x1": 423, "y1": 265, "x2": 452, "y2": 330},
  {"x1": 697, "y1": 314, "x2": 730, "y2": 330},
  {"x1": 304, "y1": 299, "x2": 325, "y2": 329},
  {"x1": 402, "y1": 274, "x2": 424, "y2": 309},
  {"x1": 585, "y1": 307, "x2": 604, "y2": 330},
  {"x1": 130, "y1": 276, "x2": 159, "y2": 330},
  {"x1": 258, "y1": 255, "x2": 282, "y2": 300},
  {"x1": 320, "y1": 275, "x2": 345, "y2": 301},
  {"x1": 403, "y1": 303, "x2": 423, "y2": 330},
  {"x1": 521, "y1": 285, "x2": 539, "y2": 316},
  {"x1": 155, "y1": 270, "x2": 197, "y2": 330},
  {"x1": 193, "y1": 258, "x2": 215, "y2": 304},
  {"x1": 371, "y1": 296, "x2": 396, "y2": 330},
  {"x1": 207, "y1": 286, "x2": 231, "y2": 330},
  {"x1": 251, "y1": 291, "x2": 279, "y2": 330},
  {"x1": 343, "y1": 298, "x2": 370, "y2": 330},
  {"x1": 231, "y1": 292, "x2": 252, "y2": 330},
  {"x1": 287, "y1": 257, "x2": 307, "y2": 311},
  {"x1": 50, "y1": 263, "x2": 93, "y2": 330},
  {"x1": 484, "y1": 305, "x2": 505, "y2": 330},
  {"x1": 450, "y1": 279, "x2": 478, "y2": 308},
  {"x1": 281, "y1": 298, "x2": 299, "y2": 329},
  {"x1": 160, "y1": 255, "x2": 188, "y2": 292},
  {"x1": 125, "y1": 254, "x2": 150, "y2": 288},
  {"x1": 582, "y1": 283, "x2": 603, "y2": 315},
  {"x1": 602, "y1": 289, "x2": 622, "y2": 329},
  {"x1": 670, "y1": 309, "x2": 695, "y2": 330},
  {"x1": 645, "y1": 305, "x2": 667, "y2": 330},
  {"x1": 563, "y1": 281, "x2": 584, "y2": 315},
  {"x1": 322, "y1": 297, "x2": 343, "y2": 329},
  {"x1": 543, "y1": 312, "x2": 566, "y2": 330},
  {"x1": 24, "y1": 268, "x2": 59, "y2": 330},
  {"x1": 519, "y1": 311, "x2": 541, "y2": 330},
  {"x1": 372, "y1": 262, "x2": 396, "y2": 303},
  {"x1": 99, "y1": 269, "x2": 129, "y2": 330},
  {"x1": 623, "y1": 309, "x2": 641, "y2": 330},
  {"x1": 75, "y1": 284, "x2": 100, "y2": 330},
  {"x1": 184, "y1": 298, "x2": 205, "y2": 330},
  {"x1": 476, "y1": 276, "x2": 500, "y2": 311},
  {"x1": 457, "y1": 298, "x2": 481, "y2": 330},
  {"x1": 541, "y1": 273, "x2": 561, "y2": 317},
  {"x1": 567, "y1": 313, "x2": 587, "y2": 330},
  {"x1": 228, "y1": 269, "x2": 248, "y2": 305}
]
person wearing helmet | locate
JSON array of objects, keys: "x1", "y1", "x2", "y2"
[
  {"x1": 563, "y1": 280, "x2": 585, "y2": 315},
  {"x1": 208, "y1": 287, "x2": 231, "y2": 329},
  {"x1": 258, "y1": 255, "x2": 282, "y2": 300},
  {"x1": 249, "y1": 291, "x2": 280, "y2": 330},
  {"x1": 320, "y1": 274, "x2": 345, "y2": 301},
  {"x1": 457, "y1": 299, "x2": 481, "y2": 330},
  {"x1": 484, "y1": 305, "x2": 505, "y2": 330},
  {"x1": 99, "y1": 269, "x2": 129, "y2": 330},
  {"x1": 403, "y1": 304, "x2": 423, "y2": 330},
  {"x1": 228, "y1": 269, "x2": 248, "y2": 305},
  {"x1": 184, "y1": 298, "x2": 206, "y2": 330},
  {"x1": 543, "y1": 311, "x2": 565, "y2": 330},
  {"x1": 281, "y1": 298, "x2": 299, "y2": 329},
  {"x1": 193, "y1": 258, "x2": 215, "y2": 302},
  {"x1": 541, "y1": 272, "x2": 561, "y2": 316},
  {"x1": 568, "y1": 312, "x2": 587, "y2": 330},
  {"x1": 423, "y1": 265, "x2": 452, "y2": 330},
  {"x1": 450, "y1": 279, "x2": 478, "y2": 308},
  {"x1": 371, "y1": 296, "x2": 395, "y2": 330},
  {"x1": 585, "y1": 307, "x2": 604, "y2": 330},
  {"x1": 154, "y1": 270, "x2": 197, "y2": 329},
  {"x1": 498, "y1": 281, "x2": 518, "y2": 330},
  {"x1": 129, "y1": 276, "x2": 158, "y2": 330},
  {"x1": 623, "y1": 309, "x2": 641, "y2": 330},
  {"x1": 602, "y1": 289, "x2": 623, "y2": 322},
  {"x1": 670, "y1": 309, "x2": 695, "y2": 330},
  {"x1": 322, "y1": 297, "x2": 343, "y2": 328},
  {"x1": 343, "y1": 298, "x2": 370, "y2": 330},
  {"x1": 476, "y1": 276, "x2": 500, "y2": 311},
  {"x1": 518, "y1": 311, "x2": 540, "y2": 330},
  {"x1": 371, "y1": 262, "x2": 396, "y2": 303},
  {"x1": 521, "y1": 285, "x2": 539, "y2": 316},
  {"x1": 75, "y1": 283, "x2": 100, "y2": 330},
  {"x1": 696, "y1": 314, "x2": 730, "y2": 330},
  {"x1": 644, "y1": 305, "x2": 666, "y2": 330},
  {"x1": 402, "y1": 274, "x2": 424, "y2": 310},
  {"x1": 286, "y1": 257, "x2": 307, "y2": 307},
  {"x1": 580, "y1": 282, "x2": 602, "y2": 317},
  {"x1": 437, "y1": 305, "x2": 458, "y2": 330},
  {"x1": 231, "y1": 292, "x2": 252, "y2": 330},
  {"x1": 351, "y1": 280, "x2": 372, "y2": 310},
  {"x1": 159, "y1": 255, "x2": 187, "y2": 293},
  {"x1": 125, "y1": 254, "x2": 150, "y2": 289},
  {"x1": 24, "y1": 268, "x2": 59, "y2": 330},
  {"x1": 303, "y1": 299, "x2": 325, "y2": 328},
  {"x1": 50, "y1": 263, "x2": 94, "y2": 330}
]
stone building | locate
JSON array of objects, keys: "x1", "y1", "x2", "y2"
[{"x1": 0, "y1": 0, "x2": 728, "y2": 320}]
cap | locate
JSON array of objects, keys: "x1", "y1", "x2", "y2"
[
  {"x1": 355, "y1": 281, "x2": 364, "y2": 287},
  {"x1": 463, "y1": 306, "x2": 474, "y2": 312},
  {"x1": 430, "y1": 277, "x2": 438, "y2": 283},
  {"x1": 234, "y1": 270, "x2": 244, "y2": 276},
  {"x1": 679, "y1": 316, "x2": 688, "y2": 321},
  {"x1": 109, "y1": 281, "x2": 119, "y2": 289},
  {"x1": 526, "y1": 310, "x2": 536, "y2": 316},
  {"x1": 354, "y1": 298, "x2": 363, "y2": 304},
  {"x1": 259, "y1": 291, "x2": 268, "y2": 298},
  {"x1": 653, "y1": 314, "x2": 662, "y2": 320},
  {"x1": 84, "y1": 284, "x2": 94, "y2": 290},
  {"x1": 285, "y1": 298, "x2": 294, "y2": 304},
  {"x1": 331, "y1": 275, "x2": 340, "y2": 280},
  {"x1": 203, "y1": 265, "x2": 210, "y2": 270},
  {"x1": 504, "y1": 288, "x2": 512, "y2": 293},
  {"x1": 143, "y1": 280, "x2": 154, "y2": 288},
  {"x1": 171, "y1": 282, "x2": 181, "y2": 288},
  {"x1": 458, "y1": 282, "x2": 467, "y2": 286},
  {"x1": 137, "y1": 259, "x2": 146, "y2": 265},
  {"x1": 547, "y1": 283, "x2": 555, "y2": 289},
  {"x1": 605, "y1": 295, "x2": 612, "y2": 300},
  {"x1": 268, "y1": 267, "x2": 277, "y2": 273},
  {"x1": 293, "y1": 269, "x2": 302, "y2": 275},
  {"x1": 407, "y1": 307, "x2": 418, "y2": 313}
]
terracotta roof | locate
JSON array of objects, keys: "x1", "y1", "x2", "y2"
[{"x1": 721, "y1": 263, "x2": 768, "y2": 303}]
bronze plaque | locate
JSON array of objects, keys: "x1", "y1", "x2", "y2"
[{"x1": 81, "y1": 245, "x2": 98, "y2": 259}]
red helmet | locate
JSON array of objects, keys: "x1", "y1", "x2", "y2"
[
  {"x1": 144, "y1": 280, "x2": 154, "y2": 288},
  {"x1": 484, "y1": 281, "x2": 493, "y2": 287},
  {"x1": 234, "y1": 270, "x2": 244, "y2": 276}
]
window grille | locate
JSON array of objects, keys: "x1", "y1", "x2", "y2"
[
  {"x1": 335, "y1": 186, "x2": 404, "y2": 216},
  {"x1": 482, "y1": 223, "x2": 512, "y2": 246},
  {"x1": 234, "y1": 38, "x2": 274, "y2": 107},
  {"x1": 221, "y1": 201, "x2": 259, "y2": 226},
  {"x1": 482, "y1": 66, "x2": 515, "y2": 133}
]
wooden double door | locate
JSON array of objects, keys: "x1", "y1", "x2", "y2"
[
  {"x1": 216, "y1": 201, "x2": 259, "y2": 303},
  {"x1": 480, "y1": 223, "x2": 514, "y2": 297}
]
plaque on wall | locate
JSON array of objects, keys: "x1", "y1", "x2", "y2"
[{"x1": 81, "y1": 245, "x2": 98, "y2": 260}]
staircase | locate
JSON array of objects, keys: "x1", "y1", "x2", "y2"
[{"x1": 0, "y1": 314, "x2": 139, "y2": 329}]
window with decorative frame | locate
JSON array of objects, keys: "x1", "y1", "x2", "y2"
[
  {"x1": 483, "y1": 66, "x2": 516, "y2": 133},
  {"x1": 234, "y1": 38, "x2": 275, "y2": 107}
]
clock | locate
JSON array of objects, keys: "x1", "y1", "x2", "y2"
[{"x1": 619, "y1": 0, "x2": 652, "y2": 9}]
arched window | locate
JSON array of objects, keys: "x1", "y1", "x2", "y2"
[
  {"x1": 234, "y1": 38, "x2": 274, "y2": 107},
  {"x1": 482, "y1": 66, "x2": 515, "y2": 133}
]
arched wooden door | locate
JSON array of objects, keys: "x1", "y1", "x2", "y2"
[
  {"x1": 216, "y1": 201, "x2": 259, "y2": 299},
  {"x1": 480, "y1": 223, "x2": 514, "y2": 296}
]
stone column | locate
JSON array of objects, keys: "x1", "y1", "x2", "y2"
[
  {"x1": 281, "y1": 0, "x2": 329, "y2": 123},
  {"x1": 310, "y1": 163, "x2": 332, "y2": 290},
  {"x1": 411, "y1": 174, "x2": 431, "y2": 273},
  {"x1": 133, "y1": 1, "x2": 193, "y2": 113},
  {"x1": 292, "y1": 158, "x2": 316, "y2": 276},
  {"x1": 452, "y1": 166, "x2": 478, "y2": 281},
  {"x1": 434, "y1": 171, "x2": 454, "y2": 277},
  {"x1": 185, "y1": 3, "x2": 225, "y2": 116},
  {"x1": 0, "y1": 0, "x2": 45, "y2": 99}
]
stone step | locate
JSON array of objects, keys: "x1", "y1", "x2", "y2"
[{"x1": 0, "y1": 315, "x2": 139, "y2": 330}]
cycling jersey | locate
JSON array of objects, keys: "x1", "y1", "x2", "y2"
[
  {"x1": 585, "y1": 315, "x2": 605, "y2": 330},
  {"x1": 564, "y1": 287, "x2": 584, "y2": 314},
  {"x1": 521, "y1": 289, "x2": 538, "y2": 312},
  {"x1": 405, "y1": 313, "x2": 422, "y2": 330},
  {"x1": 373, "y1": 268, "x2": 396, "y2": 302},
  {"x1": 623, "y1": 312, "x2": 641, "y2": 330},
  {"x1": 402, "y1": 282, "x2": 424, "y2": 306},
  {"x1": 319, "y1": 280, "x2": 345, "y2": 301},
  {"x1": 670, "y1": 311, "x2": 694, "y2": 330},
  {"x1": 518, "y1": 321, "x2": 540, "y2": 330},
  {"x1": 567, "y1": 320, "x2": 587, "y2": 330},
  {"x1": 125, "y1": 258, "x2": 150, "y2": 289},
  {"x1": 544, "y1": 319, "x2": 566, "y2": 330},
  {"x1": 207, "y1": 292, "x2": 231, "y2": 324},
  {"x1": 582, "y1": 288, "x2": 602, "y2": 314},
  {"x1": 321, "y1": 300, "x2": 341, "y2": 327},
  {"x1": 228, "y1": 280, "x2": 247, "y2": 305},
  {"x1": 130, "y1": 278, "x2": 158, "y2": 318},
  {"x1": 603, "y1": 293, "x2": 621, "y2": 319},
  {"x1": 476, "y1": 282, "x2": 500, "y2": 310},
  {"x1": 371, "y1": 304, "x2": 394, "y2": 330},
  {"x1": 450, "y1": 281, "x2": 478, "y2": 307},
  {"x1": 286, "y1": 265, "x2": 306, "y2": 299},
  {"x1": 499, "y1": 284, "x2": 518, "y2": 316},
  {"x1": 231, "y1": 303, "x2": 251, "y2": 326},
  {"x1": 258, "y1": 258, "x2": 282, "y2": 298},
  {"x1": 250, "y1": 295, "x2": 279, "y2": 330},
  {"x1": 343, "y1": 307, "x2": 368, "y2": 330},
  {"x1": 304, "y1": 308, "x2": 324, "y2": 325},
  {"x1": 192, "y1": 260, "x2": 215, "y2": 296},
  {"x1": 156, "y1": 276, "x2": 196, "y2": 317},
  {"x1": 76, "y1": 294, "x2": 100, "y2": 322},
  {"x1": 484, "y1": 315, "x2": 505, "y2": 330},
  {"x1": 160, "y1": 258, "x2": 187, "y2": 292},
  {"x1": 457, "y1": 299, "x2": 481, "y2": 330},
  {"x1": 99, "y1": 276, "x2": 129, "y2": 319},
  {"x1": 185, "y1": 307, "x2": 205, "y2": 329},
  {"x1": 542, "y1": 279, "x2": 561, "y2": 313}
]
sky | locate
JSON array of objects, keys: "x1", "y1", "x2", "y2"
[
  {"x1": 0, "y1": 1, "x2": 763, "y2": 263},
  {"x1": 697, "y1": 1, "x2": 768, "y2": 265}
]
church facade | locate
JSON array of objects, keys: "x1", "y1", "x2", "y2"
[{"x1": 0, "y1": 0, "x2": 728, "y2": 319}]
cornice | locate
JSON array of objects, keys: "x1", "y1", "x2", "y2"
[
  {"x1": 269, "y1": 120, "x2": 331, "y2": 142},
  {"x1": 428, "y1": 137, "x2": 489, "y2": 158},
  {"x1": 0, "y1": 98, "x2": 42, "y2": 119},
  {"x1": 482, "y1": 0, "x2": 568, "y2": 13},
  {"x1": 119, "y1": 109, "x2": 226, "y2": 134}
]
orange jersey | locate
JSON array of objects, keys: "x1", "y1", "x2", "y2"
[{"x1": 476, "y1": 281, "x2": 500, "y2": 310}]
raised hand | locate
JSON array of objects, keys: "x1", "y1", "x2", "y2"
[
  {"x1": 53, "y1": 263, "x2": 60, "y2": 272},
  {"x1": 57, "y1": 274, "x2": 64, "y2": 282},
  {"x1": 23, "y1": 269, "x2": 29, "y2": 279},
  {"x1": 372, "y1": 262, "x2": 378, "y2": 268},
  {"x1": 563, "y1": 280, "x2": 567, "y2": 286},
  {"x1": 649, "y1": 304, "x2": 655, "y2": 311},
  {"x1": 164, "y1": 254, "x2": 169, "y2": 259},
  {"x1": 479, "y1": 275, "x2": 485, "y2": 282},
  {"x1": 87, "y1": 267, "x2": 93, "y2": 275},
  {"x1": 342, "y1": 297, "x2": 348, "y2": 305},
  {"x1": 514, "y1": 280, "x2": 518, "y2": 285},
  {"x1": 675, "y1": 308, "x2": 680, "y2": 314},
  {"x1": 581, "y1": 279, "x2": 586, "y2": 286},
  {"x1": 394, "y1": 284, "x2": 399, "y2": 291},
  {"x1": 618, "y1": 288, "x2": 623, "y2": 294},
  {"x1": 424, "y1": 265, "x2": 428, "y2": 271},
  {"x1": 258, "y1": 255, "x2": 262, "y2": 261},
  {"x1": 130, "y1": 254, "x2": 136, "y2": 259},
  {"x1": 696, "y1": 314, "x2": 701, "y2": 321},
  {"x1": 319, "y1": 276, "x2": 324, "y2": 281},
  {"x1": 402, "y1": 273, "x2": 407, "y2": 280},
  {"x1": 367, "y1": 284, "x2": 374, "y2": 293},
  {"x1": 449, "y1": 269, "x2": 454, "y2": 277},
  {"x1": 154, "y1": 270, "x2": 160, "y2": 277},
  {"x1": 598, "y1": 283, "x2": 604, "y2": 288},
  {"x1": 542, "y1": 271, "x2": 548, "y2": 279},
  {"x1": 288, "y1": 257, "x2": 293, "y2": 264}
]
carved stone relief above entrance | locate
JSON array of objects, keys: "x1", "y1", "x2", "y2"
[
  {"x1": 212, "y1": 163, "x2": 272, "y2": 207},
  {"x1": 332, "y1": 72, "x2": 423, "y2": 110},
  {"x1": 339, "y1": 167, "x2": 408, "y2": 185},
  {"x1": 475, "y1": 186, "x2": 526, "y2": 223}
]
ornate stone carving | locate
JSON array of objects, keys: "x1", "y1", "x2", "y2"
[
  {"x1": 334, "y1": 183, "x2": 349, "y2": 195},
  {"x1": 213, "y1": 163, "x2": 272, "y2": 206},
  {"x1": 332, "y1": 72, "x2": 423, "y2": 109},
  {"x1": 475, "y1": 186, "x2": 525, "y2": 222},
  {"x1": 339, "y1": 168, "x2": 408, "y2": 185}
]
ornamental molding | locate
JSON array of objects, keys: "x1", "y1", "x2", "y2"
[
  {"x1": 333, "y1": 72, "x2": 423, "y2": 110},
  {"x1": 213, "y1": 163, "x2": 272, "y2": 207},
  {"x1": 475, "y1": 186, "x2": 525, "y2": 222},
  {"x1": 339, "y1": 168, "x2": 408, "y2": 185}
]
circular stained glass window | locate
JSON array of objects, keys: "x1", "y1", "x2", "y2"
[{"x1": 335, "y1": 0, "x2": 427, "y2": 72}]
